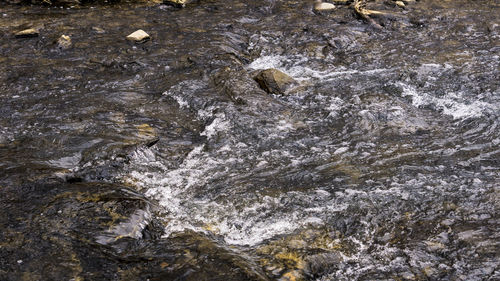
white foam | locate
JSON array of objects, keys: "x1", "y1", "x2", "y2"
[
  {"x1": 96, "y1": 207, "x2": 152, "y2": 245},
  {"x1": 126, "y1": 139, "x2": 352, "y2": 246},
  {"x1": 247, "y1": 55, "x2": 391, "y2": 82},
  {"x1": 246, "y1": 55, "x2": 290, "y2": 71},
  {"x1": 47, "y1": 152, "x2": 82, "y2": 169},
  {"x1": 200, "y1": 113, "x2": 231, "y2": 139},
  {"x1": 399, "y1": 82, "x2": 497, "y2": 119},
  {"x1": 125, "y1": 57, "x2": 498, "y2": 251},
  {"x1": 334, "y1": 147, "x2": 349, "y2": 155},
  {"x1": 326, "y1": 96, "x2": 344, "y2": 118},
  {"x1": 172, "y1": 95, "x2": 189, "y2": 108}
]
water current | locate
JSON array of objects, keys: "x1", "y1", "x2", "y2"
[{"x1": 1, "y1": 0, "x2": 499, "y2": 280}]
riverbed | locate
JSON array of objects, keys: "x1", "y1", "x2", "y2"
[{"x1": 1, "y1": 0, "x2": 499, "y2": 280}]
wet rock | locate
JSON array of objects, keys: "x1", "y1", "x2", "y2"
[
  {"x1": 353, "y1": 92, "x2": 432, "y2": 137},
  {"x1": 28, "y1": 0, "x2": 79, "y2": 4},
  {"x1": 400, "y1": 271, "x2": 416, "y2": 280},
  {"x1": 280, "y1": 270, "x2": 302, "y2": 281},
  {"x1": 254, "y1": 69, "x2": 298, "y2": 96},
  {"x1": 163, "y1": 0, "x2": 194, "y2": 7},
  {"x1": 256, "y1": 228, "x2": 351, "y2": 280},
  {"x1": 0, "y1": 182, "x2": 152, "y2": 280},
  {"x1": 424, "y1": 241, "x2": 445, "y2": 252},
  {"x1": 331, "y1": 0, "x2": 350, "y2": 4},
  {"x1": 135, "y1": 123, "x2": 159, "y2": 147},
  {"x1": 14, "y1": 28, "x2": 38, "y2": 38},
  {"x1": 173, "y1": 54, "x2": 197, "y2": 69},
  {"x1": 0, "y1": 181, "x2": 268, "y2": 280},
  {"x1": 395, "y1": 1, "x2": 405, "y2": 8},
  {"x1": 56, "y1": 34, "x2": 72, "y2": 50},
  {"x1": 213, "y1": 66, "x2": 268, "y2": 104},
  {"x1": 126, "y1": 29, "x2": 150, "y2": 43},
  {"x1": 304, "y1": 252, "x2": 343, "y2": 278},
  {"x1": 314, "y1": 1, "x2": 335, "y2": 12},
  {"x1": 92, "y1": 26, "x2": 105, "y2": 34}
]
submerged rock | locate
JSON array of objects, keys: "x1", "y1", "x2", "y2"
[
  {"x1": 135, "y1": 123, "x2": 159, "y2": 147},
  {"x1": 14, "y1": 28, "x2": 39, "y2": 38},
  {"x1": 56, "y1": 34, "x2": 72, "y2": 50},
  {"x1": 304, "y1": 252, "x2": 343, "y2": 278},
  {"x1": 254, "y1": 69, "x2": 298, "y2": 96},
  {"x1": 126, "y1": 29, "x2": 150, "y2": 43},
  {"x1": 0, "y1": 181, "x2": 268, "y2": 280},
  {"x1": 256, "y1": 228, "x2": 351, "y2": 280},
  {"x1": 91, "y1": 26, "x2": 105, "y2": 34},
  {"x1": 213, "y1": 66, "x2": 268, "y2": 104},
  {"x1": 17, "y1": 0, "x2": 81, "y2": 4},
  {"x1": 351, "y1": 92, "x2": 432, "y2": 137}
]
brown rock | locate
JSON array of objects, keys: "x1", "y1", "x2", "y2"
[
  {"x1": 254, "y1": 69, "x2": 297, "y2": 95},
  {"x1": 213, "y1": 67, "x2": 266, "y2": 104}
]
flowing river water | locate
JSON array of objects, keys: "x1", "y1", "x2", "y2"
[{"x1": 0, "y1": 0, "x2": 499, "y2": 280}]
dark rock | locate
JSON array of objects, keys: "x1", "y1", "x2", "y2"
[
  {"x1": 0, "y1": 181, "x2": 268, "y2": 280},
  {"x1": 349, "y1": 92, "x2": 432, "y2": 138},
  {"x1": 213, "y1": 66, "x2": 267, "y2": 104},
  {"x1": 254, "y1": 69, "x2": 298, "y2": 96},
  {"x1": 29, "y1": 0, "x2": 80, "y2": 5},
  {"x1": 303, "y1": 252, "x2": 343, "y2": 278}
]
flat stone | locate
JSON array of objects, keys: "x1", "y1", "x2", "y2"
[
  {"x1": 14, "y1": 28, "x2": 39, "y2": 38},
  {"x1": 126, "y1": 29, "x2": 150, "y2": 43},
  {"x1": 56, "y1": 35, "x2": 72, "y2": 50},
  {"x1": 92, "y1": 27, "x2": 105, "y2": 34},
  {"x1": 314, "y1": 2, "x2": 335, "y2": 11}
]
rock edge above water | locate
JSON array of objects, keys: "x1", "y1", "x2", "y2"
[{"x1": 254, "y1": 68, "x2": 298, "y2": 96}]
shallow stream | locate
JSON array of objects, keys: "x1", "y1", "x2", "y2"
[{"x1": 1, "y1": 0, "x2": 499, "y2": 280}]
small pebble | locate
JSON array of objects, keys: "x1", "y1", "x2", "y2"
[
  {"x1": 57, "y1": 35, "x2": 72, "y2": 50},
  {"x1": 92, "y1": 27, "x2": 105, "y2": 34},
  {"x1": 126, "y1": 29, "x2": 150, "y2": 43},
  {"x1": 17, "y1": 260, "x2": 23, "y2": 264},
  {"x1": 314, "y1": 2, "x2": 335, "y2": 11},
  {"x1": 396, "y1": 1, "x2": 405, "y2": 7},
  {"x1": 15, "y1": 28, "x2": 39, "y2": 38}
]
